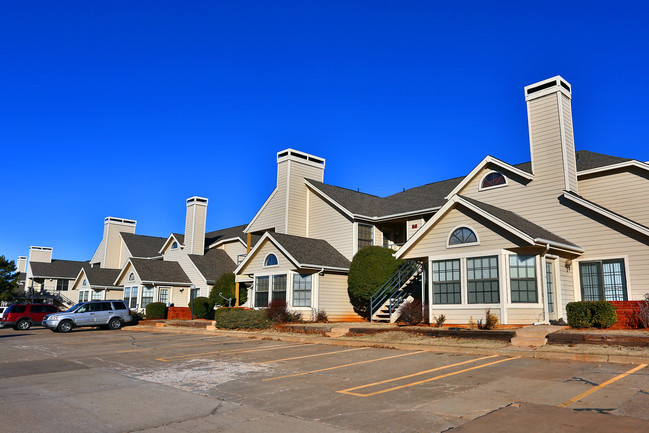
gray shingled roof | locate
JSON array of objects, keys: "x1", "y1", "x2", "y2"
[
  {"x1": 130, "y1": 258, "x2": 191, "y2": 284},
  {"x1": 188, "y1": 249, "x2": 236, "y2": 284},
  {"x1": 268, "y1": 232, "x2": 351, "y2": 270},
  {"x1": 204, "y1": 224, "x2": 248, "y2": 248},
  {"x1": 459, "y1": 196, "x2": 580, "y2": 248},
  {"x1": 30, "y1": 260, "x2": 87, "y2": 279},
  {"x1": 171, "y1": 233, "x2": 185, "y2": 245},
  {"x1": 307, "y1": 177, "x2": 463, "y2": 219},
  {"x1": 121, "y1": 233, "x2": 167, "y2": 258},
  {"x1": 513, "y1": 150, "x2": 633, "y2": 174},
  {"x1": 81, "y1": 266, "x2": 121, "y2": 287}
]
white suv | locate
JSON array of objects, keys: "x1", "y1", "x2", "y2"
[{"x1": 43, "y1": 300, "x2": 133, "y2": 333}]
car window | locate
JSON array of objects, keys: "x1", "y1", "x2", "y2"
[
  {"x1": 112, "y1": 301, "x2": 128, "y2": 310},
  {"x1": 30, "y1": 305, "x2": 44, "y2": 313},
  {"x1": 44, "y1": 305, "x2": 59, "y2": 313},
  {"x1": 77, "y1": 304, "x2": 92, "y2": 313},
  {"x1": 11, "y1": 305, "x2": 26, "y2": 313},
  {"x1": 98, "y1": 302, "x2": 112, "y2": 311}
]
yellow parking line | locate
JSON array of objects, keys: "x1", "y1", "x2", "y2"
[
  {"x1": 114, "y1": 339, "x2": 248, "y2": 354},
  {"x1": 558, "y1": 363, "x2": 647, "y2": 408},
  {"x1": 338, "y1": 356, "x2": 520, "y2": 397},
  {"x1": 251, "y1": 347, "x2": 369, "y2": 365},
  {"x1": 264, "y1": 351, "x2": 426, "y2": 381},
  {"x1": 156, "y1": 343, "x2": 306, "y2": 362}
]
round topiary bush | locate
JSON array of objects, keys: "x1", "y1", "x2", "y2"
[
  {"x1": 347, "y1": 246, "x2": 404, "y2": 319},
  {"x1": 210, "y1": 272, "x2": 246, "y2": 307},
  {"x1": 145, "y1": 302, "x2": 167, "y2": 319},
  {"x1": 188, "y1": 296, "x2": 211, "y2": 319}
]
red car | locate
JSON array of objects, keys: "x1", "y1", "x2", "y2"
[{"x1": 0, "y1": 304, "x2": 61, "y2": 330}]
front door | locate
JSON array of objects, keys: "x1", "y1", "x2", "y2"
[{"x1": 545, "y1": 260, "x2": 557, "y2": 321}]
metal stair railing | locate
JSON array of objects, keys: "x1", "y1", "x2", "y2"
[{"x1": 370, "y1": 260, "x2": 423, "y2": 322}]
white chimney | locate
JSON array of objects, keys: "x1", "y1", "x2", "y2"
[
  {"x1": 100, "y1": 217, "x2": 137, "y2": 269},
  {"x1": 28, "y1": 246, "x2": 52, "y2": 264},
  {"x1": 16, "y1": 256, "x2": 27, "y2": 273},
  {"x1": 185, "y1": 197, "x2": 208, "y2": 255},
  {"x1": 524, "y1": 76, "x2": 578, "y2": 193}
]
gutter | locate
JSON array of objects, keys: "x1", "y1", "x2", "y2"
[{"x1": 533, "y1": 238, "x2": 584, "y2": 254}]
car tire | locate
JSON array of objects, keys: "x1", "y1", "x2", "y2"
[
  {"x1": 15, "y1": 319, "x2": 31, "y2": 331},
  {"x1": 57, "y1": 320, "x2": 73, "y2": 333},
  {"x1": 108, "y1": 318, "x2": 122, "y2": 330}
]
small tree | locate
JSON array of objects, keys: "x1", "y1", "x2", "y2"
[
  {"x1": 0, "y1": 256, "x2": 18, "y2": 303},
  {"x1": 347, "y1": 246, "x2": 403, "y2": 320},
  {"x1": 188, "y1": 296, "x2": 211, "y2": 319},
  {"x1": 210, "y1": 273, "x2": 246, "y2": 307}
]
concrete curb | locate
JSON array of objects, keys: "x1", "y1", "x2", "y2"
[{"x1": 124, "y1": 324, "x2": 649, "y2": 366}]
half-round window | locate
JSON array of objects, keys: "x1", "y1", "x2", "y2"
[
  {"x1": 128, "y1": 272, "x2": 135, "y2": 282},
  {"x1": 172, "y1": 241, "x2": 178, "y2": 249},
  {"x1": 449, "y1": 227, "x2": 478, "y2": 245},
  {"x1": 481, "y1": 172, "x2": 506, "y2": 189},
  {"x1": 264, "y1": 254, "x2": 278, "y2": 267}
]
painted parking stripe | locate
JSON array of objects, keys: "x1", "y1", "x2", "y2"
[
  {"x1": 264, "y1": 351, "x2": 426, "y2": 381},
  {"x1": 558, "y1": 363, "x2": 647, "y2": 408},
  {"x1": 114, "y1": 339, "x2": 249, "y2": 354},
  {"x1": 156, "y1": 343, "x2": 306, "y2": 362},
  {"x1": 250, "y1": 347, "x2": 369, "y2": 365},
  {"x1": 338, "y1": 356, "x2": 520, "y2": 397}
]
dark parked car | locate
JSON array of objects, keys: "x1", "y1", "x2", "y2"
[
  {"x1": 0, "y1": 304, "x2": 61, "y2": 330},
  {"x1": 42, "y1": 300, "x2": 133, "y2": 333}
]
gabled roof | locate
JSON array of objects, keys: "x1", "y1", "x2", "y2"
[
  {"x1": 562, "y1": 191, "x2": 649, "y2": 238},
  {"x1": 119, "y1": 258, "x2": 192, "y2": 286},
  {"x1": 205, "y1": 224, "x2": 249, "y2": 249},
  {"x1": 235, "y1": 232, "x2": 351, "y2": 274},
  {"x1": 397, "y1": 195, "x2": 583, "y2": 259},
  {"x1": 305, "y1": 177, "x2": 463, "y2": 221},
  {"x1": 574, "y1": 150, "x2": 633, "y2": 172},
  {"x1": 120, "y1": 233, "x2": 167, "y2": 258},
  {"x1": 30, "y1": 260, "x2": 88, "y2": 279},
  {"x1": 188, "y1": 249, "x2": 236, "y2": 284},
  {"x1": 78, "y1": 266, "x2": 121, "y2": 288}
]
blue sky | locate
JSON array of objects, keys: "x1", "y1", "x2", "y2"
[{"x1": 1, "y1": 1, "x2": 648, "y2": 263}]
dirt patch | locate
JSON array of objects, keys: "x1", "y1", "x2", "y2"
[{"x1": 341, "y1": 331, "x2": 509, "y2": 349}]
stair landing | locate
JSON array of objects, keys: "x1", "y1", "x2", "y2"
[{"x1": 510, "y1": 324, "x2": 569, "y2": 347}]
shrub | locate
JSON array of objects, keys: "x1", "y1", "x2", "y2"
[
  {"x1": 213, "y1": 308, "x2": 271, "y2": 329},
  {"x1": 634, "y1": 294, "x2": 649, "y2": 328},
  {"x1": 145, "y1": 302, "x2": 167, "y2": 319},
  {"x1": 210, "y1": 273, "x2": 246, "y2": 307},
  {"x1": 266, "y1": 298, "x2": 290, "y2": 323},
  {"x1": 481, "y1": 308, "x2": 499, "y2": 330},
  {"x1": 188, "y1": 296, "x2": 211, "y2": 319},
  {"x1": 566, "y1": 301, "x2": 617, "y2": 329},
  {"x1": 347, "y1": 246, "x2": 404, "y2": 319},
  {"x1": 397, "y1": 299, "x2": 423, "y2": 326},
  {"x1": 468, "y1": 316, "x2": 477, "y2": 330},
  {"x1": 315, "y1": 309, "x2": 328, "y2": 323},
  {"x1": 435, "y1": 314, "x2": 446, "y2": 328}
]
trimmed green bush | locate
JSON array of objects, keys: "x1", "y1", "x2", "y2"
[
  {"x1": 347, "y1": 246, "x2": 404, "y2": 319},
  {"x1": 188, "y1": 296, "x2": 211, "y2": 319},
  {"x1": 213, "y1": 308, "x2": 271, "y2": 329},
  {"x1": 145, "y1": 302, "x2": 167, "y2": 319},
  {"x1": 210, "y1": 273, "x2": 246, "y2": 307},
  {"x1": 566, "y1": 301, "x2": 617, "y2": 329}
]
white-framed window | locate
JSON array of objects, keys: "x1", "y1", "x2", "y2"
[
  {"x1": 272, "y1": 275, "x2": 287, "y2": 302},
  {"x1": 142, "y1": 286, "x2": 154, "y2": 308},
  {"x1": 509, "y1": 255, "x2": 537, "y2": 303},
  {"x1": 128, "y1": 272, "x2": 135, "y2": 282},
  {"x1": 467, "y1": 256, "x2": 499, "y2": 304},
  {"x1": 255, "y1": 276, "x2": 269, "y2": 307},
  {"x1": 432, "y1": 259, "x2": 461, "y2": 304},
  {"x1": 264, "y1": 254, "x2": 278, "y2": 267},
  {"x1": 358, "y1": 224, "x2": 374, "y2": 250},
  {"x1": 124, "y1": 286, "x2": 138, "y2": 309},
  {"x1": 82, "y1": 279, "x2": 87, "y2": 287},
  {"x1": 254, "y1": 274, "x2": 288, "y2": 307},
  {"x1": 56, "y1": 279, "x2": 69, "y2": 291},
  {"x1": 448, "y1": 227, "x2": 478, "y2": 246},
  {"x1": 79, "y1": 291, "x2": 89, "y2": 302},
  {"x1": 480, "y1": 172, "x2": 507, "y2": 190},
  {"x1": 579, "y1": 258, "x2": 627, "y2": 301},
  {"x1": 172, "y1": 241, "x2": 178, "y2": 249},
  {"x1": 292, "y1": 274, "x2": 312, "y2": 307},
  {"x1": 159, "y1": 288, "x2": 169, "y2": 304},
  {"x1": 91, "y1": 290, "x2": 102, "y2": 300}
]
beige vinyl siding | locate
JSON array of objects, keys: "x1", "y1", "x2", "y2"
[
  {"x1": 307, "y1": 189, "x2": 354, "y2": 260},
  {"x1": 407, "y1": 218, "x2": 425, "y2": 240},
  {"x1": 90, "y1": 241, "x2": 105, "y2": 265},
  {"x1": 247, "y1": 188, "x2": 286, "y2": 234},
  {"x1": 286, "y1": 160, "x2": 315, "y2": 236},
  {"x1": 217, "y1": 241, "x2": 248, "y2": 264},
  {"x1": 507, "y1": 307, "x2": 544, "y2": 324},
  {"x1": 579, "y1": 169, "x2": 649, "y2": 227},
  {"x1": 105, "y1": 289, "x2": 124, "y2": 301},
  {"x1": 238, "y1": 239, "x2": 292, "y2": 276},
  {"x1": 560, "y1": 94, "x2": 578, "y2": 192},
  {"x1": 105, "y1": 227, "x2": 127, "y2": 269},
  {"x1": 163, "y1": 248, "x2": 209, "y2": 296},
  {"x1": 558, "y1": 261, "x2": 575, "y2": 318},
  {"x1": 115, "y1": 262, "x2": 138, "y2": 286},
  {"x1": 120, "y1": 240, "x2": 131, "y2": 267},
  {"x1": 318, "y1": 274, "x2": 362, "y2": 321},
  {"x1": 373, "y1": 226, "x2": 383, "y2": 247},
  {"x1": 405, "y1": 207, "x2": 523, "y2": 259},
  {"x1": 170, "y1": 287, "x2": 187, "y2": 306},
  {"x1": 430, "y1": 307, "x2": 501, "y2": 325}
]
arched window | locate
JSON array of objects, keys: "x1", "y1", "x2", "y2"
[
  {"x1": 171, "y1": 241, "x2": 178, "y2": 249},
  {"x1": 449, "y1": 227, "x2": 478, "y2": 245},
  {"x1": 481, "y1": 172, "x2": 506, "y2": 189},
  {"x1": 264, "y1": 254, "x2": 278, "y2": 267},
  {"x1": 128, "y1": 272, "x2": 135, "y2": 282},
  {"x1": 82, "y1": 279, "x2": 87, "y2": 287}
]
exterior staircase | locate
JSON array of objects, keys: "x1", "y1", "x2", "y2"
[{"x1": 370, "y1": 260, "x2": 424, "y2": 323}]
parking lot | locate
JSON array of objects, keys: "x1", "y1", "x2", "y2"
[{"x1": 1, "y1": 326, "x2": 649, "y2": 432}]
